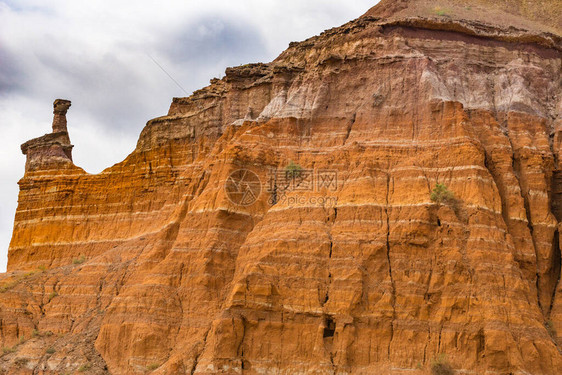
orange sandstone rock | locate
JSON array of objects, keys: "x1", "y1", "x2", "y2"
[{"x1": 1, "y1": 1, "x2": 561, "y2": 374}]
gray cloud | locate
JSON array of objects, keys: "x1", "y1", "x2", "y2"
[
  {"x1": 161, "y1": 15, "x2": 266, "y2": 64},
  {"x1": 0, "y1": 47, "x2": 23, "y2": 94}
]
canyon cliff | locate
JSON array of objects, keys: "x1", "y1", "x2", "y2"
[{"x1": 1, "y1": 0, "x2": 561, "y2": 374}]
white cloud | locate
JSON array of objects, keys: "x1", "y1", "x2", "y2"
[{"x1": 0, "y1": 0, "x2": 378, "y2": 272}]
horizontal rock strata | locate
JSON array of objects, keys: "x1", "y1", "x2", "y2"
[{"x1": 1, "y1": 0, "x2": 561, "y2": 374}]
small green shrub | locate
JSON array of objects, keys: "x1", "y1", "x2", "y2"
[
  {"x1": 434, "y1": 7, "x2": 448, "y2": 16},
  {"x1": 18, "y1": 335, "x2": 25, "y2": 345},
  {"x1": 78, "y1": 362, "x2": 91, "y2": 372},
  {"x1": 44, "y1": 331, "x2": 53, "y2": 337},
  {"x1": 73, "y1": 255, "x2": 86, "y2": 265},
  {"x1": 48, "y1": 291, "x2": 58, "y2": 302},
  {"x1": 147, "y1": 363, "x2": 160, "y2": 371},
  {"x1": 23, "y1": 270, "x2": 39, "y2": 278},
  {"x1": 285, "y1": 161, "x2": 303, "y2": 179},
  {"x1": 0, "y1": 270, "x2": 42, "y2": 293},
  {"x1": 37, "y1": 265, "x2": 47, "y2": 272},
  {"x1": 46, "y1": 347, "x2": 56, "y2": 355},
  {"x1": 2, "y1": 346, "x2": 15, "y2": 354},
  {"x1": 431, "y1": 354, "x2": 454, "y2": 375},
  {"x1": 0, "y1": 280, "x2": 19, "y2": 293},
  {"x1": 32, "y1": 329, "x2": 40, "y2": 338},
  {"x1": 430, "y1": 183, "x2": 456, "y2": 204}
]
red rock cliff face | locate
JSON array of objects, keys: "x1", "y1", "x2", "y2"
[{"x1": 1, "y1": 1, "x2": 562, "y2": 374}]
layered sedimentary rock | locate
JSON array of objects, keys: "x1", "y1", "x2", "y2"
[
  {"x1": 20, "y1": 99, "x2": 74, "y2": 172},
  {"x1": 1, "y1": 0, "x2": 561, "y2": 374}
]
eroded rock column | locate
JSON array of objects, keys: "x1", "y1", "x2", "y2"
[
  {"x1": 20, "y1": 98, "x2": 74, "y2": 171},
  {"x1": 52, "y1": 99, "x2": 71, "y2": 133}
]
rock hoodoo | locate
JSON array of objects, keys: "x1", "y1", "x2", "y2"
[
  {"x1": 1, "y1": 1, "x2": 561, "y2": 374},
  {"x1": 20, "y1": 99, "x2": 74, "y2": 171},
  {"x1": 51, "y1": 99, "x2": 71, "y2": 133}
]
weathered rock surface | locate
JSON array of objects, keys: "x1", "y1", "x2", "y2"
[{"x1": 1, "y1": 0, "x2": 561, "y2": 374}]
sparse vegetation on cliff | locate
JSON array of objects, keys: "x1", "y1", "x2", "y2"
[
  {"x1": 0, "y1": 270, "x2": 42, "y2": 293},
  {"x1": 147, "y1": 363, "x2": 160, "y2": 371},
  {"x1": 48, "y1": 291, "x2": 58, "y2": 302},
  {"x1": 78, "y1": 362, "x2": 91, "y2": 372},
  {"x1": 0, "y1": 280, "x2": 18, "y2": 293},
  {"x1": 433, "y1": 7, "x2": 449, "y2": 16},
  {"x1": 285, "y1": 161, "x2": 303, "y2": 179},
  {"x1": 2, "y1": 346, "x2": 15, "y2": 355},
  {"x1": 431, "y1": 354, "x2": 454, "y2": 375},
  {"x1": 430, "y1": 183, "x2": 455, "y2": 204},
  {"x1": 73, "y1": 255, "x2": 86, "y2": 265}
]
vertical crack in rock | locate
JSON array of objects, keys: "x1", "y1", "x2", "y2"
[
  {"x1": 385, "y1": 171, "x2": 396, "y2": 359},
  {"x1": 323, "y1": 206, "x2": 337, "y2": 308},
  {"x1": 552, "y1": 171, "x2": 562, "y2": 222},
  {"x1": 423, "y1": 253, "x2": 435, "y2": 365},
  {"x1": 323, "y1": 316, "x2": 336, "y2": 338},
  {"x1": 38, "y1": 276, "x2": 46, "y2": 317},
  {"x1": 322, "y1": 314, "x2": 337, "y2": 374},
  {"x1": 322, "y1": 205, "x2": 338, "y2": 369},
  {"x1": 549, "y1": 229, "x2": 561, "y2": 318},
  {"x1": 237, "y1": 317, "x2": 247, "y2": 373},
  {"x1": 323, "y1": 272, "x2": 332, "y2": 305},
  {"x1": 343, "y1": 113, "x2": 356, "y2": 145},
  {"x1": 95, "y1": 279, "x2": 103, "y2": 311},
  {"x1": 190, "y1": 328, "x2": 210, "y2": 375},
  {"x1": 509, "y1": 134, "x2": 543, "y2": 311},
  {"x1": 483, "y1": 150, "x2": 511, "y2": 229},
  {"x1": 550, "y1": 170, "x2": 562, "y2": 320},
  {"x1": 476, "y1": 328, "x2": 485, "y2": 359}
]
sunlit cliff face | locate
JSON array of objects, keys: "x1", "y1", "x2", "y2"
[{"x1": 1, "y1": 1, "x2": 561, "y2": 374}]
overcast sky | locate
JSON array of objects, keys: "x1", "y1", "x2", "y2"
[{"x1": 0, "y1": 0, "x2": 378, "y2": 272}]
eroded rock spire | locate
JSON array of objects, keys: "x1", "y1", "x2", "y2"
[
  {"x1": 20, "y1": 99, "x2": 74, "y2": 171},
  {"x1": 52, "y1": 99, "x2": 71, "y2": 133}
]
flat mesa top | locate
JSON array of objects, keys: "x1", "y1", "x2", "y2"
[{"x1": 364, "y1": 0, "x2": 562, "y2": 36}]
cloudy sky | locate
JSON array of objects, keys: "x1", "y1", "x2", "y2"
[{"x1": 0, "y1": 0, "x2": 378, "y2": 272}]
